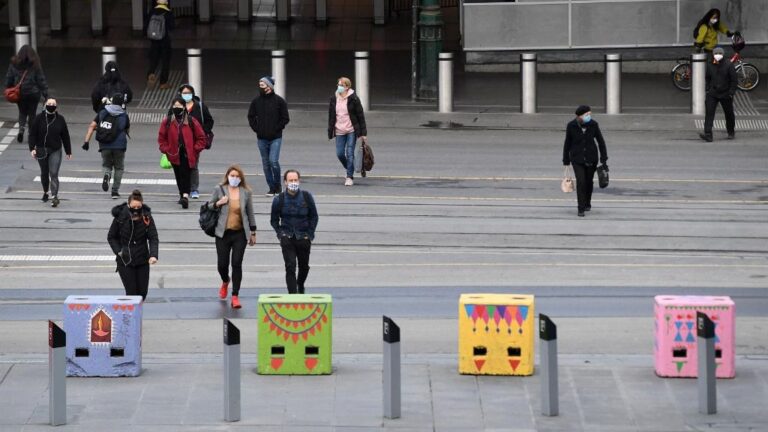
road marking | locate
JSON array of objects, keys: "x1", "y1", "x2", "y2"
[
  {"x1": 0, "y1": 255, "x2": 115, "y2": 261},
  {"x1": 734, "y1": 91, "x2": 760, "y2": 116},
  {"x1": 694, "y1": 119, "x2": 768, "y2": 131},
  {"x1": 137, "y1": 70, "x2": 184, "y2": 110},
  {"x1": 0, "y1": 123, "x2": 16, "y2": 156},
  {"x1": 0, "y1": 145, "x2": 7, "y2": 152},
  {"x1": 34, "y1": 176, "x2": 178, "y2": 185}
]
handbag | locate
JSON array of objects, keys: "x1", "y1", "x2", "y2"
[
  {"x1": 199, "y1": 186, "x2": 224, "y2": 237},
  {"x1": 561, "y1": 166, "x2": 574, "y2": 193},
  {"x1": 4, "y1": 70, "x2": 28, "y2": 103},
  {"x1": 159, "y1": 153, "x2": 172, "y2": 169},
  {"x1": 597, "y1": 164, "x2": 609, "y2": 189},
  {"x1": 360, "y1": 140, "x2": 374, "y2": 177}
]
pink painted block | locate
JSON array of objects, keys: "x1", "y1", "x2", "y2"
[{"x1": 654, "y1": 295, "x2": 735, "y2": 378}]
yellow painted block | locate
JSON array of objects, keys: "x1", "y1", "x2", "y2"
[{"x1": 458, "y1": 294, "x2": 535, "y2": 376}]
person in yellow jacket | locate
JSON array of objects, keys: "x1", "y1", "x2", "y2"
[{"x1": 694, "y1": 8, "x2": 739, "y2": 53}]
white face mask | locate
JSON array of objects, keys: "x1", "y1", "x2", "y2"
[
  {"x1": 710, "y1": 18, "x2": 718, "y2": 25},
  {"x1": 286, "y1": 182, "x2": 300, "y2": 192},
  {"x1": 714, "y1": 54, "x2": 724, "y2": 62},
  {"x1": 228, "y1": 176, "x2": 241, "y2": 187}
]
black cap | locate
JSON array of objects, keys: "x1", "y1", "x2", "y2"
[{"x1": 575, "y1": 105, "x2": 591, "y2": 116}]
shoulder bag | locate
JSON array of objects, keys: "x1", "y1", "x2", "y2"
[
  {"x1": 4, "y1": 70, "x2": 28, "y2": 103},
  {"x1": 199, "y1": 186, "x2": 225, "y2": 237}
]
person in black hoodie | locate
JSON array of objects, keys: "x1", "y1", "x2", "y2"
[
  {"x1": 247, "y1": 76, "x2": 290, "y2": 196},
  {"x1": 29, "y1": 98, "x2": 71, "y2": 207},
  {"x1": 5, "y1": 45, "x2": 48, "y2": 143},
  {"x1": 146, "y1": 0, "x2": 175, "y2": 89},
  {"x1": 177, "y1": 84, "x2": 214, "y2": 199},
  {"x1": 562, "y1": 105, "x2": 608, "y2": 217},
  {"x1": 699, "y1": 46, "x2": 737, "y2": 142},
  {"x1": 108, "y1": 190, "x2": 159, "y2": 300},
  {"x1": 91, "y1": 61, "x2": 133, "y2": 113}
]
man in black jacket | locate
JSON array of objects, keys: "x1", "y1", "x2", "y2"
[
  {"x1": 563, "y1": 105, "x2": 608, "y2": 217},
  {"x1": 247, "y1": 76, "x2": 290, "y2": 196},
  {"x1": 700, "y1": 46, "x2": 737, "y2": 142}
]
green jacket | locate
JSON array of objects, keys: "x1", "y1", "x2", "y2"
[{"x1": 695, "y1": 22, "x2": 729, "y2": 51}]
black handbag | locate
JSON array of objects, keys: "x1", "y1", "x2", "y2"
[
  {"x1": 199, "y1": 186, "x2": 224, "y2": 237},
  {"x1": 597, "y1": 164, "x2": 609, "y2": 189}
]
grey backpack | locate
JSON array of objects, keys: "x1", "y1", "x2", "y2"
[{"x1": 147, "y1": 13, "x2": 166, "y2": 41}]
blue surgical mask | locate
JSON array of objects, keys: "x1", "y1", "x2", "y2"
[
  {"x1": 228, "y1": 176, "x2": 241, "y2": 187},
  {"x1": 181, "y1": 93, "x2": 193, "y2": 102},
  {"x1": 582, "y1": 114, "x2": 592, "y2": 124},
  {"x1": 286, "y1": 182, "x2": 300, "y2": 192},
  {"x1": 336, "y1": 86, "x2": 345, "y2": 94}
]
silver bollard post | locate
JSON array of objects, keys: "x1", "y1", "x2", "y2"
[
  {"x1": 187, "y1": 49, "x2": 203, "y2": 100},
  {"x1": 691, "y1": 53, "x2": 707, "y2": 116},
  {"x1": 14, "y1": 26, "x2": 31, "y2": 52},
  {"x1": 521, "y1": 53, "x2": 537, "y2": 114},
  {"x1": 30, "y1": 0, "x2": 38, "y2": 50},
  {"x1": 131, "y1": 0, "x2": 144, "y2": 34},
  {"x1": 223, "y1": 319, "x2": 241, "y2": 422},
  {"x1": 355, "y1": 51, "x2": 370, "y2": 112},
  {"x1": 48, "y1": 320, "x2": 66, "y2": 426},
  {"x1": 539, "y1": 314, "x2": 558, "y2": 416},
  {"x1": 91, "y1": 0, "x2": 104, "y2": 36},
  {"x1": 605, "y1": 54, "x2": 621, "y2": 114},
  {"x1": 50, "y1": 0, "x2": 67, "y2": 35},
  {"x1": 271, "y1": 50, "x2": 286, "y2": 99},
  {"x1": 383, "y1": 316, "x2": 401, "y2": 419},
  {"x1": 438, "y1": 52, "x2": 454, "y2": 113},
  {"x1": 697, "y1": 312, "x2": 716, "y2": 415},
  {"x1": 102, "y1": 46, "x2": 116, "y2": 71},
  {"x1": 237, "y1": 0, "x2": 252, "y2": 24}
]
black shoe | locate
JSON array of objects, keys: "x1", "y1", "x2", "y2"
[
  {"x1": 578, "y1": 211, "x2": 585, "y2": 217},
  {"x1": 51, "y1": 196, "x2": 60, "y2": 207},
  {"x1": 41, "y1": 193, "x2": 49, "y2": 203},
  {"x1": 16, "y1": 132, "x2": 23, "y2": 143},
  {"x1": 181, "y1": 197, "x2": 189, "y2": 209},
  {"x1": 266, "y1": 188, "x2": 275, "y2": 197},
  {"x1": 699, "y1": 133, "x2": 713, "y2": 142},
  {"x1": 274, "y1": 185, "x2": 282, "y2": 194},
  {"x1": 727, "y1": 133, "x2": 735, "y2": 140},
  {"x1": 102, "y1": 174, "x2": 110, "y2": 192},
  {"x1": 111, "y1": 191, "x2": 120, "y2": 199},
  {"x1": 585, "y1": 205, "x2": 591, "y2": 211},
  {"x1": 177, "y1": 197, "x2": 184, "y2": 205}
]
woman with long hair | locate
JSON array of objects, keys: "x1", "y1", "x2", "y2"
[
  {"x1": 91, "y1": 61, "x2": 133, "y2": 113},
  {"x1": 5, "y1": 45, "x2": 48, "y2": 143},
  {"x1": 694, "y1": 8, "x2": 738, "y2": 54}
]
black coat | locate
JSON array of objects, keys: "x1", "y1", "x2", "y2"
[
  {"x1": 5, "y1": 62, "x2": 48, "y2": 99},
  {"x1": 563, "y1": 119, "x2": 608, "y2": 166},
  {"x1": 705, "y1": 58, "x2": 737, "y2": 98},
  {"x1": 247, "y1": 92, "x2": 289, "y2": 140},
  {"x1": 184, "y1": 96, "x2": 214, "y2": 133},
  {"x1": 327, "y1": 92, "x2": 367, "y2": 139},
  {"x1": 108, "y1": 203, "x2": 159, "y2": 267},
  {"x1": 91, "y1": 79, "x2": 133, "y2": 113},
  {"x1": 28, "y1": 112, "x2": 72, "y2": 155},
  {"x1": 146, "y1": 7, "x2": 175, "y2": 43}
]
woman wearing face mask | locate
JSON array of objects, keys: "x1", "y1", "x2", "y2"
[
  {"x1": 28, "y1": 98, "x2": 71, "y2": 207},
  {"x1": 158, "y1": 96, "x2": 207, "y2": 209},
  {"x1": 210, "y1": 165, "x2": 257, "y2": 309},
  {"x1": 327, "y1": 77, "x2": 367, "y2": 186},
  {"x1": 693, "y1": 8, "x2": 739, "y2": 54},
  {"x1": 90, "y1": 61, "x2": 133, "y2": 113},
  {"x1": 177, "y1": 84, "x2": 214, "y2": 199},
  {"x1": 108, "y1": 189, "x2": 159, "y2": 300},
  {"x1": 562, "y1": 105, "x2": 608, "y2": 217}
]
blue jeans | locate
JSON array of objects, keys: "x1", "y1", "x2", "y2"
[
  {"x1": 335, "y1": 133, "x2": 356, "y2": 178},
  {"x1": 258, "y1": 138, "x2": 282, "y2": 190}
]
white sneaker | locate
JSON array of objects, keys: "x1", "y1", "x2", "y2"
[{"x1": 344, "y1": 177, "x2": 353, "y2": 186}]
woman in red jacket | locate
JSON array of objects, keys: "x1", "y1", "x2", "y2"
[{"x1": 158, "y1": 96, "x2": 207, "y2": 208}]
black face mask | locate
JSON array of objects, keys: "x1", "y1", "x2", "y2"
[
  {"x1": 172, "y1": 107, "x2": 185, "y2": 117},
  {"x1": 129, "y1": 207, "x2": 142, "y2": 217},
  {"x1": 259, "y1": 87, "x2": 268, "y2": 95},
  {"x1": 45, "y1": 105, "x2": 56, "y2": 114}
]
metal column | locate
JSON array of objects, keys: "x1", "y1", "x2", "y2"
[
  {"x1": 198, "y1": 0, "x2": 212, "y2": 23},
  {"x1": 355, "y1": 51, "x2": 370, "y2": 112},
  {"x1": 48, "y1": 321, "x2": 66, "y2": 426},
  {"x1": 237, "y1": 0, "x2": 252, "y2": 24},
  {"x1": 521, "y1": 53, "x2": 537, "y2": 114},
  {"x1": 131, "y1": 0, "x2": 144, "y2": 34},
  {"x1": 30, "y1": 0, "x2": 38, "y2": 49},
  {"x1": 691, "y1": 53, "x2": 707, "y2": 115},
  {"x1": 223, "y1": 319, "x2": 241, "y2": 422},
  {"x1": 373, "y1": 0, "x2": 388, "y2": 25},
  {"x1": 91, "y1": 0, "x2": 104, "y2": 36},
  {"x1": 316, "y1": 0, "x2": 326, "y2": 25},
  {"x1": 438, "y1": 52, "x2": 453, "y2": 113},
  {"x1": 697, "y1": 312, "x2": 716, "y2": 415},
  {"x1": 605, "y1": 54, "x2": 621, "y2": 114},
  {"x1": 102, "y1": 46, "x2": 116, "y2": 71},
  {"x1": 14, "y1": 26, "x2": 31, "y2": 52},
  {"x1": 383, "y1": 316, "x2": 401, "y2": 419},
  {"x1": 271, "y1": 50, "x2": 286, "y2": 99},
  {"x1": 187, "y1": 49, "x2": 203, "y2": 100},
  {"x1": 8, "y1": 0, "x2": 21, "y2": 31},
  {"x1": 539, "y1": 314, "x2": 558, "y2": 416},
  {"x1": 50, "y1": 0, "x2": 67, "y2": 35},
  {"x1": 276, "y1": 0, "x2": 290, "y2": 25}
]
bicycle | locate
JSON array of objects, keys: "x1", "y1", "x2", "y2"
[{"x1": 671, "y1": 35, "x2": 760, "y2": 91}]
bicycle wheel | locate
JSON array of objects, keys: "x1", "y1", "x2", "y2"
[
  {"x1": 671, "y1": 63, "x2": 691, "y2": 91},
  {"x1": 736, "y1": 63, "x2": 760, "y2": 91}
]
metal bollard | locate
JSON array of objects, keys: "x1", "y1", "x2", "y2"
[
  {"x1": 539, "y1": 314, "x2": 558, "y2": 416},
  {"x1": 697, "y1": 312, "x2": 716, "y2": 415},
  {"x1": 187, "y1": 49, "x2": 203, "y2": 100},
  {"x1": 355, "y1": 51, "x2": 370, "y2": 112},
  {"x1": 14, "y1": 26, "x2": 30, "y2": 52},
  {"x1": 605, "y1": 54, "x2": 621, "y2": 114},
  {"x1": 102, "y1": 46, "x2": 116, "y2": 71},
  {"x1": 237, "y1": 0, "x2": 251, "y2": 24},
  {"x1": 271, "y1": 50, "x2": 286, "y2": 99},
  {"x1": 9, "y1": 0, "x2": 21, "y2": 31},
  {"x1": 48, "y1": 321, "x2": 66, "y2": 426},
  {"x1": 691, "y1": 53, "x2": 707, "y2": 116},
  {"x1": 373, "y1": 0, "x2": 387, "y2": 25},
  {"x1": 30, "y1": 0, "x2": 38, "y2": 50},
  {"x1": 383, "y1": 316, "x2": 401, "y2": 419},
  {"x1": 438, "y1": 52, "x2": 454, "y2": 113},
  {"x1": 276, "y1": 0, "x2": 290, "y2": 24},
  {"x1": 223, "y1": 319, "x2": 241, "y2": 422},
  {"x1": 198, "y1": 0, "x2": 212, "y2": 23},
  {"x1": 50, "y1": 0, "x2": 67, "y2": 35},
  {"x1": 91, "y1": 0, "x2": 104, "y2": 36},
  {"x1": 131, "y1": 0, "x2": 144, "y2": 34},
  {"x1": 521, "y1": 53, "x2": 537, "y2": 114}
]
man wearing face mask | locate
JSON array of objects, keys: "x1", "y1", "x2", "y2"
[
  {"x1": 700, "y1": 46, "x2": 737, "y2": 142},
  {"x1": 83, "y1": 93, "x2": 130, "y2": 199},
  {"x1": 29, "y1": 98, "x2": 72, "y2": 207},
  {"x1": 247, "y1": 76, "x2": 290, "y2": 196},
  {"x1": 271, "y1": 170, "x2": 319, "y2": 294},
  {"x1": 563, "y1": 105, "x2": 608, "y2": 217}
]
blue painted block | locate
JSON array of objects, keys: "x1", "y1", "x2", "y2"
[{"x1": 64, "y1": 295, "x2": 143, "y2": 377}]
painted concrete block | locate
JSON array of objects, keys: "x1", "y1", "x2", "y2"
[
  {"x1": 654, "y1": 295, "x2": 735, "y2": 378},
  {"x1": 459, "y1": 293, "x2": 535, "y2": 376},
  {"x1": 258, "y1": 294, "x2": 332, "y2": 375},
  {"x1": 64, "y1": 295, "x2": 143, "y2": 377}
]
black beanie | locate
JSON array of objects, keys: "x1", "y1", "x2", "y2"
[{"x1": 575, "y1": 105, "x2": 591, "y2": 116}]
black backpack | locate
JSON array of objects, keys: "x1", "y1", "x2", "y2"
[{"x1": 95, "y1": 113, "x2": 120, "y2": 143}]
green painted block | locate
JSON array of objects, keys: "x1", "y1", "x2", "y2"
[{"x1": 257, "y1": 294, "x2": 332, "y2": 375}]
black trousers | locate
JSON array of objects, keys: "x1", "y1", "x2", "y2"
[
  {"x1": 704, "y1": 94, "x2": 735, "y2": 136},
  {"x1": 572, "y1": 163, "x2": 596, "y2": 212},
  {"x1": 117, "y1": 262, "x2": 150, "y2": 300},
  {"x1": 216, "y1": 229, "x2": 247, "y2": 296},
  {"x1": 17, "y1": 94, "x2": 39, "y2": 131},
  {"x1": 147, "y1": 40, "x2": 172, "y2": 84},
  {"x1": 171, "y1": 159, "x2": 191, "y2": 196},
  {"x1": 280, "y1": 237, "x2": 311, "y2": 294}
]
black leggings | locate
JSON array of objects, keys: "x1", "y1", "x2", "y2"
[
  {"x1": 117, "y1": 262, "x2": 150, "y2": 300},
  {"x1": 216, "y1": 229, "x2": 247, "y2": 295},
  {"x1": 572, "y1": 163, "x2": 596, "y2": 212}
]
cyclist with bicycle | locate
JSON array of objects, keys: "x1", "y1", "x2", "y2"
[
  {"x1": 699, "y1": 46, "x2": 737, "y2": 142},
  {"x1": 693, "y1": 8, "x2": 739, "y2": 54}
]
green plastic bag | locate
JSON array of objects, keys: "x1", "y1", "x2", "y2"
[{"x1": 160, "y1": 153, "x2": 172, "y2": 170}]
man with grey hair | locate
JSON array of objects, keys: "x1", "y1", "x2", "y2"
[
  {"x1": 247, "y1": 76, "x2": 290, "y2": 196},
  {"x1": 699, "y1": 46, "x2": 737, "y2": 142}
]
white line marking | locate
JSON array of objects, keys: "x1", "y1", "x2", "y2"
[
  {"x1": 34, "y1": 176, "x2": 178, "y2": 185},
  {"x1": 0, "y1": 255, "x2": 115, "y2": 261},
  {"x1": 0, "y1": 144, "x2": 8, "y2": 151},
  {"x1": 1, "y1": 136, "x2": 14, "y2": 144}
]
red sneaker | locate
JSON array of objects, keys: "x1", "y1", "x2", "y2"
[
  {"x1": 231, "y1": 295, "x2": 242, "y2": 309},
  {"x1": 219, "y1": 282, "x2": 229, "y2": 300}
]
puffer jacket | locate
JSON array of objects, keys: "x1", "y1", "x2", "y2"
[
  {"x1": 158, "y1": 114, "x2": 207, "y2": 168},
  {"x1": 107, "y1": 203, "x2": 159, "y2": 267},
  {"x1": 5, "y1": 62, "x2": 48, "y2": 99}
]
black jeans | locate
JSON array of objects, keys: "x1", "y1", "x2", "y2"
[
  {"x1": 17, "y1": 93, "x2": 39, "y2": 131},
  {"x1": 216, "y1": 229, "x2": 247, "y2": 296},
  {"x1": 117, "y1": 262, "x2": 150, "y2": 300},
  {"x1": 147, "y1": 40, "x2": 172, "y2": 84},
  {"x1": 704, "y1": 94, "x2": 735, "y2": 137},
  {"x1": 572, "y1": 163, "x2": 596, "y2": 212},
  {"x1": 171, "y1": 159, "x2": 191, "y2": 196},
  {"x1": 280, "y1": 236, "x2": 311, "y2": 294}
]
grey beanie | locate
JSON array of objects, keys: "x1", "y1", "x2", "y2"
[
  {"x1": 260, "y1": 76, "x2": 275, "y2": 89},
  {"x1": 713, "y1": 46, "x2": 725, "y2": 55}
]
